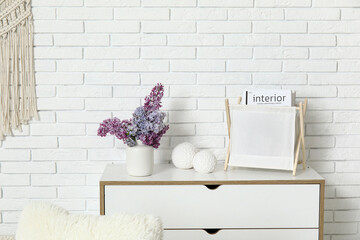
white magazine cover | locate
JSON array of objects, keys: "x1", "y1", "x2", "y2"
[{"x1": 229, "y1": 105, "x2": 296, "y2": 171}]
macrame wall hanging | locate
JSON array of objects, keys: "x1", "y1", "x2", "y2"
[{"x1": 0, "y1": 0, "x2": 38, "y2": 140}]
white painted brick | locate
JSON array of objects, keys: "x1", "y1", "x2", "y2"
[
  {"x1": 170, "y1": 85, "x2": 225, "y2": 98},
  {"x1": 59, "y1": 187, "x2": 98, "y2": 199},
  {"x1": 335, "y1": 112, "x2": 360, "y2": 123},
  {"x1": 338, "y1": 86, "x2": 360, "y2": 98},
  {"x1": 32, "y1": 8, "x2": 56, "y2": 20},
  {"x1": 326, "y1": 199, "x2": 360, "y2": 210},
  {"x1": 85, "y1": 98, "x2": 140, "y2": 110},
  {"x1": 0, "y1": 175, "x2": 29, "y2": 186},
  {"x1": 310, "y1": 99, "x2": 360, "y2": 110},
  {"x1": 198, "y1": 0, "x2": 253, "y2": 7},
  {"x1": 169, "y1": 111, "x2": 223, "y2": 123},
  {"x1": 115, "y1": 8, "x2": 169, "y2": 20},
  {"x1": 86, "y1": 124, "x2": 101, "y2": 136},
  {"x1": 85, "y1": 0, "x2": 140, "y2": 7},
  {"x1": 198, "y1": 99, "x2": 226, "y2": 110},
  {"x1": 323, "y1": 173, "x2": 360, "y2": 186},
  {"x1": 34, "y1": 21, "x2": 83, "y2": 33},
  {"x1": 324, "y1": 223, "x2": 357, "y2": 234},
  {"x1": 172, "y1": 8, "x2": 227, "y2": 20},
  {"x1": 37, "y1": 99, "x2": 84, "y2": 110},
  {"x1": 31, "y1": 112, "x2": 56, "y2": 124},
  {"x1": 225, "y1": 34, "x2": 280, "y2": 46},
  {"x1": 85, "y1": 73, "x2": 139, "y2": 85},
  {"x1": 141, "y1": 73, "x2": 196, "y2": 85},
  {"x1": 36, "y1": 86, "x2": 56, "y2": 98},
  {"x1": 59, "y1": 136, "x2": 113, "y2": 148},
  {"x1": 162, "y1": 98, "x2": 197, "y2": 110},
  {"x1": 112, "y1": 34, "x2": 166, "y2": 46},
  {"x1": 32, "y1": 0, "x2": 83, "y2": 7},
  {"x1": 338, "y1": 34, "x2": 360, "y2": 46},
  {"x1": 165, "y1": 124, "x2": 195, "y2": 136},
  {"x1": 198, "y1": 22, "x2": 251, "y2": 34},
  {"x1": 198, "y1": 47, "x2": 252, "y2": 59},
  {"x1": 85, "y1": 21, "x2": 139, "y2": 33},
  {"x1": 337, "y1": 136, "x2": 360, "y2": 148},
  {"x1": 282, "y1": 34, "x2": 336, "y2": 47},
  {"x1": 310, "y1": 148, "x2": 360, "y2": 161},
  {"x1": 88, "y1": 149, "x2": 125, "y2": 161},
  {"x1": 309, "y1": 22, "x2": 360, "y2": 34},
  {"x1": 115, "y1": 60, "x2": 169, "y2": 72},
  {"x1": 86, "y1": 175, "x2": 102, "y2": 186},
  {"x1": 35, "y1": 73, "x2": 83, "y2": 85},
  {"x1": 305, "y1": 136, "x2": 335, "y2": 148},
  {"x1": 0, "y1": 150, "x2": 30, "y2": 161},
  {"x1": 255, "y1": 0, "x2": 311, "y2": 7},
  {"x1": 310, "y1": 161, "x2": 335, "y2": 173},
  {"x1": 142, "y1": 47, "x2": 195, "y2": 59},
  {"x1": 57, "y1": 8, "x2": 113, "y2": 20},
  {"x1": 286, "y1": 8, "x2": 340, "y2": 20},
  {"x1": 34, "y1": 34, "x2": 53, "y2": 46},
  {"x1": 2, "y1": 212, "x2": 21, "y2": 223},
  {"x1": 337, "y1": 162, "x2": 360, "y2": 173},
  {"x1": 313, "y1": 0, "x2": 360, "y2": 7},
  {"x1": 171, "y1": 136, "x2": 224, "y2": 148},
  {"x1": 114, "y1": 85, "x2": 169, "y2": 97},
  {"x1": 229, "y1": 9, "x2": 284, "y2": 20},
  {"x1": 171, "y1": 60, "x2": 225, "y2": 72},
  {"x1": 305, "y1": 111, "x2": 333, "y2": 123},
  {"x1": 197, "y1": 123, "x2": 227, "y2": 136},
  {"x1": 57, "y1": 111, "x2": 110, "y2": 123},
  {"x1": 284, "y1": 86, "x2": 337, "y2": 98},
  {"x1": 309, "y1": 73, "x2": 360, "y2": 85},
  {"x1": 284, "y1": 60, "x2": 337, "y2": 72},
  {"x1": 335, "y1": 211, "x2": 360, "y2": 222},
  {"x1": 1, "y1": 162, "x2": 55, "y2": 174},
  {"x1": 34, "y1": 47, "x2": 82, "y2": 59},
  {"x1": 0, "y1": 200, "x2": 28, "y2": 210},
  {"x1": 307, "y1": 123, "x2": 360, "y2": 135},
  {"x1": 311, "y1": 48, "x2": 360, "y2": 59},
  {"x1": 31, "y1": 174, "x2": 85, "y2": 186},
  {"x1": 142, "y1": 22, "x2": 196, "y2": 33},
  {"x1": 57, "y1": 60, "x2": 113, "y2": 72},
  {"x1": 54, "y1": 34, "x2": 109, "y2": 46},
  {"x1": 142, "y1": 0, "x2": 196, "y2": 7},
  {"x1": 2, "y1": 137, "x2": 57, "y2": 149},
  {"x1": 254, "y1": 21, "x2": 307, "y2": 33},
  {"x1": 336, "y1": 187, "x2": 360, "y2": 198},
  {"x1": 339, "y1": 60, "x2": 360, "y2": 72},
  {"x1": 253, "y1": 73, "x2": 306, "y2": 85},
  {"x1": 58, "y1": 86, "x2": 112, "y2": 98},
  {"x1": 227, "y1": 60, "x2": 282, "y2": 72},
  {"x1": 168, "y1": 34, "x2": 223, "y2": 46},
  {"x1": 32, "y1": 149, "x2": 86, "y2": 162},
  {"x1": 226, "y1": 85, "x2": 248, "y2": 98},
  {"x1": 0, "y1": 225, "x2": 17, "y2": 236},
  {"x1": 34, "y1": 60, "x2": 56, "y2": 72},
  {"x1": 57, "y1": 162, "x2": 106, "y2": 174},
  {"x1": 85, "y1": 47, "x2": 139, "y2": 59},
  {"x1": 3, "y1": 187, "x2": 57, "y2": 199},
  {"x1": 198, "y1": 73, "x2": 251, "y2": 85},
  {"x1": 254, "y1": 47, "x2": 308, "y2": 59},
  {"x1": 31, "y1": 124, "x2": 86, "y2": 136}
]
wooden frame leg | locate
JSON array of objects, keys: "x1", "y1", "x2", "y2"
[
  {"x1": 224, "y1": 99, "x2": 231, "y2": 171},
  {"x1": 293, "y1": 99, "x2": 308, "y2": 176}
]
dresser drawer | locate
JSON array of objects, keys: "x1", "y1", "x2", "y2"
[
  {"x1": 105, "y1": 184, "x2": 320, "y2": 228},
  {"x1": 164, "y1": 229, "x2": 319, "y2": 240}
]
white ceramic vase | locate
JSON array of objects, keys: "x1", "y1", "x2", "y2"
[{"x1": 126, "y1": 143, "x2": 154, "y2": 177}]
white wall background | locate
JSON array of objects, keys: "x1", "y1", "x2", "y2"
[{"x1": 0, "y1": 0, "x2": 359, "y2": 238}]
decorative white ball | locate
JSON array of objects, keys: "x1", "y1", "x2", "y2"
[
  {"x1": 171, "y1": 142, "x2": 197, "y2": 169},
  {"x1": 193, "y1": 150, "x2": 217, "y2": 174}
]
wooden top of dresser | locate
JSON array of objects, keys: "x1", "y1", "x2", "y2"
[{"x1": 100, "y1": 164, "x2": 324, "y2": 185}]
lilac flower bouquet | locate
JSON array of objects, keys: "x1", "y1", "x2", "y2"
[{"x1": 97, "y1": 84, "x2": 169, "y2": 149}]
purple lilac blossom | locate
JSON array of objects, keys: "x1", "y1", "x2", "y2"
[{"x1": 97, "y1": 83, "x2": 169, "y2": 148}]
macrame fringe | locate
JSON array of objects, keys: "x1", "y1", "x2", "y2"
[{"x1": 0, "y1": 0, "x2": 38, "y2": 140}]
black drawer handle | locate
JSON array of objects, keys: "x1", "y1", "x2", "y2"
[
  {"x1": 204, "y1": 229, "x2": 221, "y2": 235},
  {"x1": 204, "y1": 185, "x2": 221, "y2": 190}
]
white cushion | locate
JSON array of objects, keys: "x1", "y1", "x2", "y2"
[{"x1": 16, "y1": 202, "x2": 163, "y2": 240}]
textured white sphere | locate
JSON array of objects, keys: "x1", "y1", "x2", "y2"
[
  {"x1": 193, "y1": 150, "x2": 217, "y2": 173},
  {"x1": 171, "y1": 142, "x2": 197, "y2": 169}
]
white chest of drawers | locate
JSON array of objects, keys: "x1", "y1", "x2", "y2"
[{"x1": 100, "y1": 164, "x2": 324, "y2": 240}]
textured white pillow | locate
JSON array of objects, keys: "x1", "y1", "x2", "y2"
[{"x1": 16, "y1": 202, "x2": 163, "y2": 240}]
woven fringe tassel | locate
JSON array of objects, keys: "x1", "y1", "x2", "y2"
[{"x1": 0, "y1": 15, "x2": 38, "y2": 141}]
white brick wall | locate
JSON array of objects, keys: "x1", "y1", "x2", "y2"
[{"x1": 0, "y1": 0, "x2": 359, "y2": 238}]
